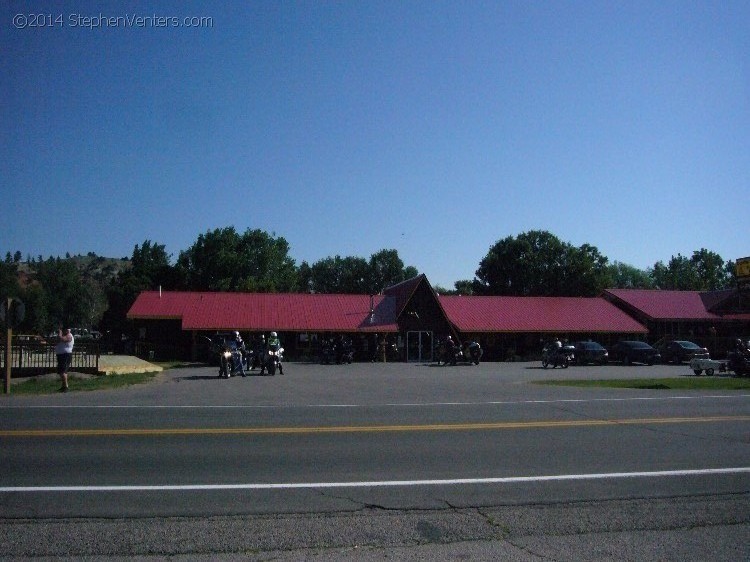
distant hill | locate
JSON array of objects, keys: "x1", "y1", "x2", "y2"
[{"x1": 16, "y1": 253, "x2": 132, "y2": 285}]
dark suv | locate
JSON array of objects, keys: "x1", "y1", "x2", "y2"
[
  {"x1": 658, "y1": 340, "x2": 709, "y2": 364},
  {"x1": 609, "y1": 341, "x2": 661, "y2": 366}
]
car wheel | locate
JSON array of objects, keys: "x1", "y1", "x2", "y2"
[
  {"x1": 693, "y1": 369, "x2": 702, "y2": 376},
  {"x1": 623, "y1": 355, "x2": 631, "y2": 366},
  {"x1": 706, "y1": 368, "x2": 715, "y2": 376}
]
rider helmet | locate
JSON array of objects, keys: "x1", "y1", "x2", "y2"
[{"x1": 270, "y1": 331, "x2": 277, "y2": 337}]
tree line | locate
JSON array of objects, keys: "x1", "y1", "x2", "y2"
[
  {"x1": 452, "y1": 230, "x2": 737, "y2": 297},
  {"x1": 1, "y1": 227, "x2": 739, "y2": 339}
]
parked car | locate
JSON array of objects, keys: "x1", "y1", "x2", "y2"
[
  {"x1": 12, "y1": 334, "x2": 47, "y2": 346},
  {"x1": 573, "y1": 341, "x2": 608, "y2": 365},
  {"x1": 658, "y1": 340, "x2": 709, "y2": 364},
  {"x1": 609, "y1": 341, "x2": 661, "y2": 366}
]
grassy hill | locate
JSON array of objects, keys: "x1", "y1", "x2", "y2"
[{"x1": 16, "y1": 253, "x2": 131, "y2": 284}]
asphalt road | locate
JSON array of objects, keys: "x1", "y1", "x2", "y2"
[{"x1": 1, "y1": 360, "x2": 749, "y2": 560}]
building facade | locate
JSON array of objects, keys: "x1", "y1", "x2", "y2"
[{"x1": 129, "y1": 275, "x2": 735, "y2": 362}]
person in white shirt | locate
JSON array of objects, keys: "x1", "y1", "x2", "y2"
[{"x1": 55, "y1": 328, "x2": 74, "y2": 392}]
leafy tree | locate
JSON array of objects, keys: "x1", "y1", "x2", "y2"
[
  {"x1": 649, "y1": 249, "x2": 731, "y2": 290},
  {"x1": 607, "y1": 262, "x2": 655, "y2": 289},
  {"x1": 474, "y1": 230, "x2": 611, "y2": 296},
  {"x1": 309, "y1": 255, "x2": 371, "y2": 294},
  {"x1": 453, "y1": 279, "x2": 476, "y2": 295},
  {"x1": 29, "y1": 257, "x2": 105, "y2": 330},
  {"x1": 306, "y1": 249, "x2": 418, "y2": 294},
  {"x1": 297, "y1": 261, "x2": 313, "y2": 293},
  {"x1": 0, "y1": 260, "x2": 20, "y2": 299},
  {"x1": 176, "y1": 227, "x2": 297, "y2": 292},
  {"x1": 559, "y1": 243, "x2": 611, "y2": 296},
  {"x1": 690, "y1": 248, "x2": 731, "y2": 290},
  {"x1": 367, "y1": 249, "x2": 414, "y2": 293},
  {"x1": 100, "y1": 240, "x2": 177, "y2": 337}
]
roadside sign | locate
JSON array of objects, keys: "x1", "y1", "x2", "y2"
[
  {"x1": 737, "y1": 257, "x2": 750, "y2": 288},
  {"x1": 1, "y1": 297, "x2": 25, "y2": 329}
]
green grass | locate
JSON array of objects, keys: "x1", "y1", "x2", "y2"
[
  {"x1": 537, "y1": 377, "x2": 750, "y2": 390},
  {"x1": 7, "y1": 371, "x2": 161, "y2": 395}
]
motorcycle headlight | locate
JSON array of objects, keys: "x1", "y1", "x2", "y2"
[
  {"x1": 268, "y1": 350, "x2": 274, "y2": 356},
  {"x1": 223, "y1": 351, "x2": 232, "y2": 358}
]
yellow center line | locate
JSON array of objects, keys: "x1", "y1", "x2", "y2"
[{"x1": 1, "y1": 416, "x2": 749, "y2": 437}]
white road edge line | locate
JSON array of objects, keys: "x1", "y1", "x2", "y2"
[
  {"x1": 2, "y1": 467, "x2": 749, "y2": 492},
  {"x1": 4, "y1": 394, "x2": 750, "y2": 409}
]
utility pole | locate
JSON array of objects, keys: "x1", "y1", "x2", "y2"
[{"x1": 2, "y1": 297, "x2": 25, "y2": 394}]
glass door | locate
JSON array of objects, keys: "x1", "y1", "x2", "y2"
[{"x1": 406, "y1": 331, "x2": 433, "y2": 362}]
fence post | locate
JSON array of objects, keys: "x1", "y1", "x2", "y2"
[{"x1": 4, "y1": 327, "x2": 10, "y2": 395}]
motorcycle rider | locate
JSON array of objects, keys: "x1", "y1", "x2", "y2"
[
  {"x1": 250, "y1": 334, "x2": 265, "y2": 370},
  {"x1": 226, "y1": 331, "x2": 245, "y2": 377},
  {"x1": 260, "y1": 331, "x2": 283, "y2": 375},
  {"x1": 444, "y1": 335, "x2": 457, "y2": 366},
  {"x1": 232, "y1": 331, "x2": 248, "y2": 375},
  {"x1": 542, "y1": 337, "x2": 562, "y2": 364}
]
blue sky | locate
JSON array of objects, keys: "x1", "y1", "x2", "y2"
[{"x1": 2, "y1": 1, "x2": 748, "y2": 289}]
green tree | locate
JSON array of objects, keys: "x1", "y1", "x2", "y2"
[
  {"x1": 29, "y1": 257, "x2": 105, "y2": 330},
  {"x1": 474, "y1": 230, "x2": 611, "y2": 296},
  {"x1": 297, "y1": 261, "x2": 313, "y2": 293},
  {"x1": 452, "y1": 279, "x2": 476, "y2": 295},
  {"x1": 309, "y1": 255, "x2": 371, "y2": 294},
  {"x1": 690, "y1": 248, "x2": 730, "y2": 290},
  {"x1": 306, "y1": 249, "x2": 418, "y2": 294},
  {"x1": 607, "y1": 262, "x2": 655, "y2": 289},
  {"x1": 176, "y1": 227, "x2": 297, "y2": 292},
  {"x1": 0, "y1": 259, "x2": 20, "y2": 300},
  {"x1": 559, "y1": 243, "x2": 612, "y2": 296},
  {"x1": 649, "y1": 249, "x2": 731, "y2": 290},
  {"x1": 100, "y1": 240, "x2": 177, "y2": 338},
  {"x1": 367, "y1": 249, "x2": 415, "y2": 293}
]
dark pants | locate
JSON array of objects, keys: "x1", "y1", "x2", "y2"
[{"x1": 56, "y1": 353, "x2": 72, "y2": 375}]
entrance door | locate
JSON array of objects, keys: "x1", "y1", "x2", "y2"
[{"x1": 406, "y1": 331, "x2": 433, "y2": 362}]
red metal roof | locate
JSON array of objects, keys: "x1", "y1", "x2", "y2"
[
  {"x1": 439, "y1": 295, "x2": 648, "y2": 333},
  {"x1": 127, "y1": 291, "x2": 399, "y2": 332},
  {"x1": 603, "y1": 289, "x2": 723, "y2": 321}
]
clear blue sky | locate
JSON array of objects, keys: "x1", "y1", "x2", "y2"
[{"x1": 2, "y1": 1, "x2": 748, "y2": 289}]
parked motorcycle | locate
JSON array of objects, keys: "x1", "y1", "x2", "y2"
[
  {"x1": 462, "y1": 341, "x2": 483, "y2": 365},
  {"x1": 437, "y1": 339, "x2": 481, "y2": 366},
  {"x1": 336, "y1": 338, "x2": 354, "y2": 364},
  {"x1": 726, "y1": 350, "x2": 750, "y2": 376},
  {"x1": 261, "y1": 343, "x2": 284, "y2": 375},
  {"x1": 218, "y1": 340, "x2": 245, "y2": 378},
  {"x1": 542, "y1": 344, "x2": 574, "y2": 369},
  {"x1": 437, "y1": 339, "x2": 459, "y2": 366},
  {"x1": 320, "y1": 339, "x2": 338, "y2": 365}
]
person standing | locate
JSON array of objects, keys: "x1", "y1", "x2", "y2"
[{"x1": 55, "y1": 328, "x2": 74, "y2": 392}]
